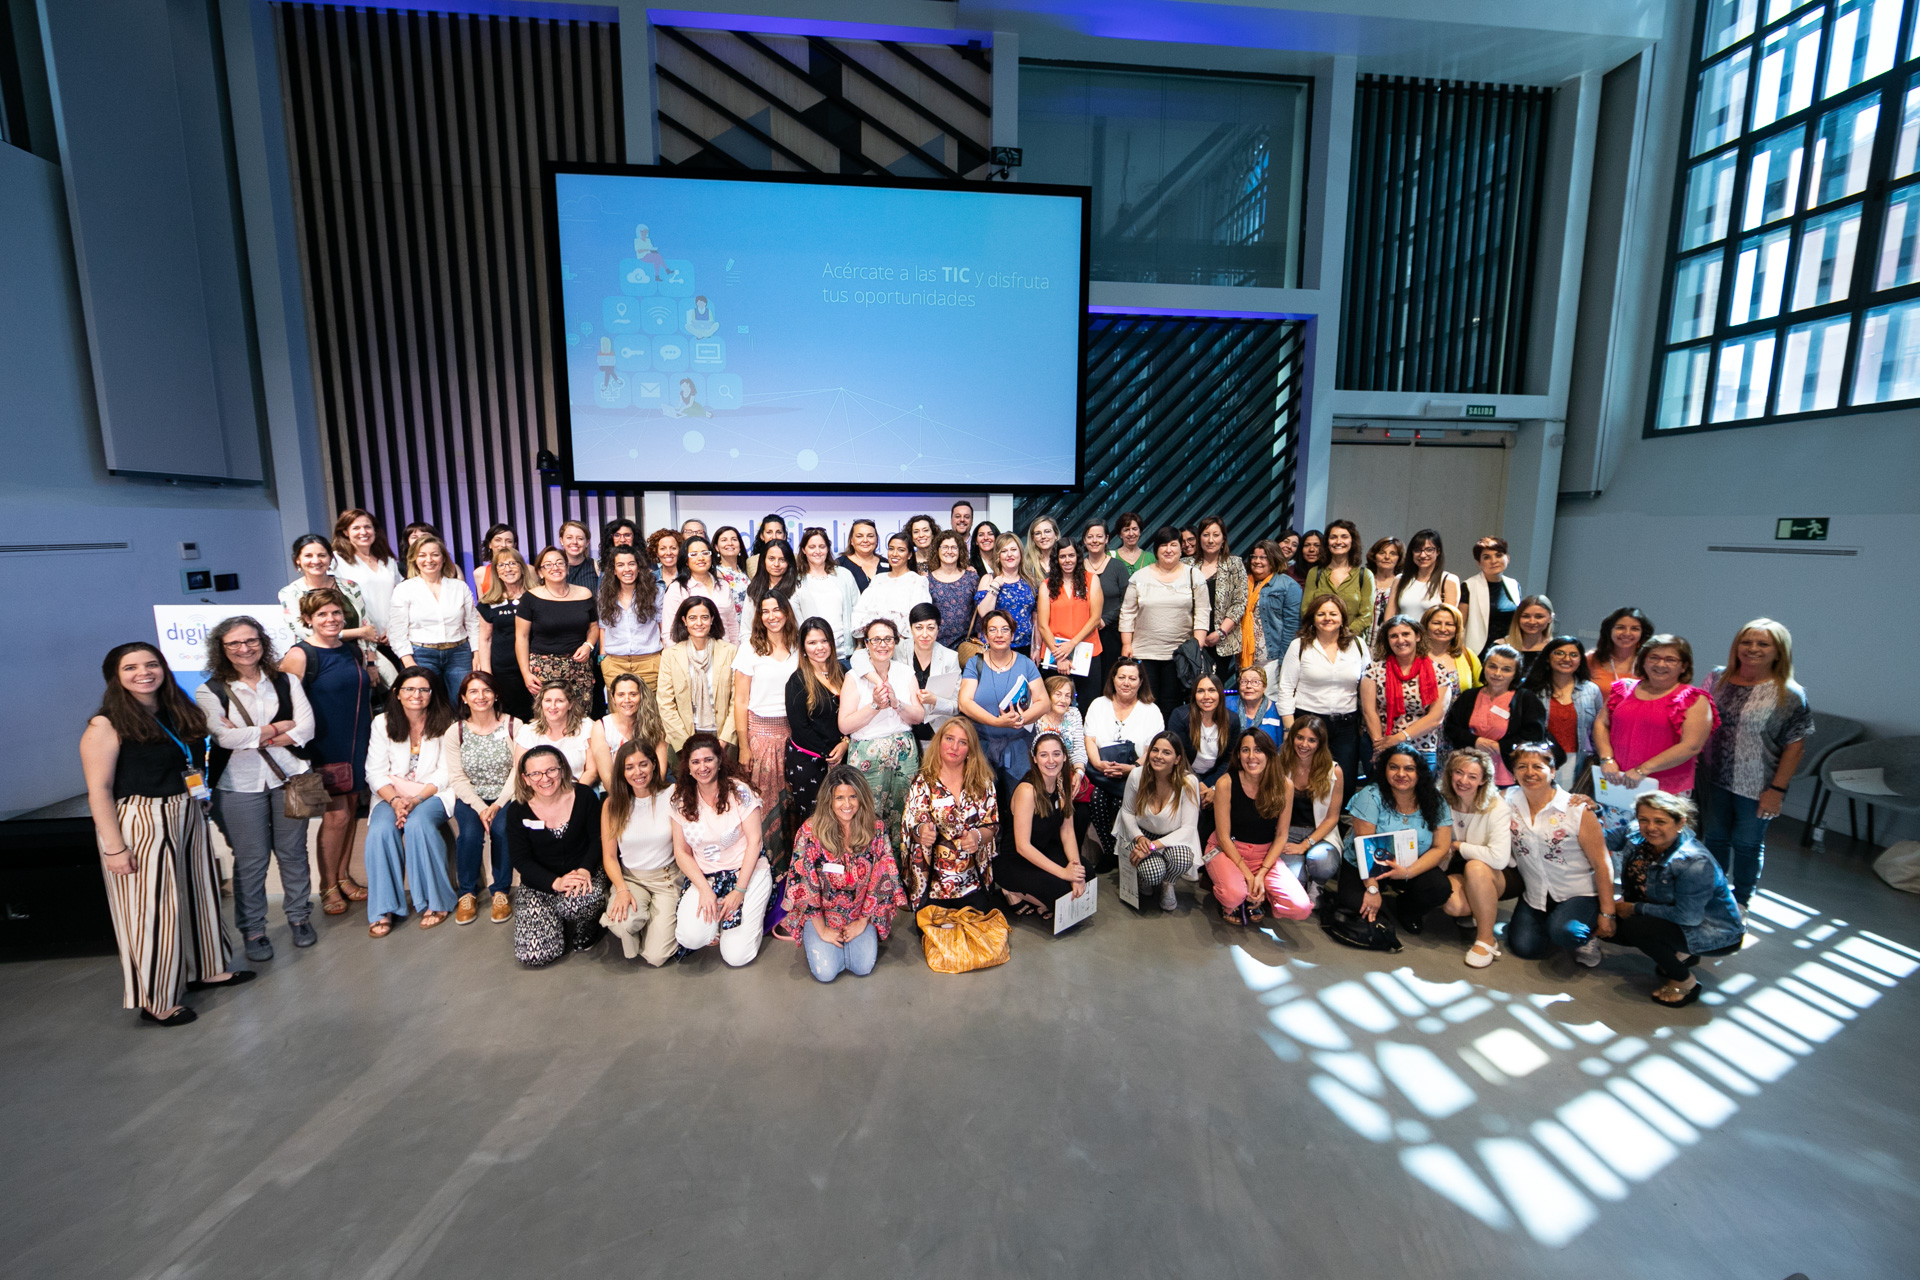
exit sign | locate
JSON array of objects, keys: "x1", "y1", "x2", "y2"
[
  {"x1": 1776, "y1": 517, "x2": 1829, "y2": 541},
  {"x1": 1464, "y1": 404, "x2": 1497, "y2": 418}
]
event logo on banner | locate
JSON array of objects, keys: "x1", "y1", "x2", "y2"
[{"x1": 154, "y1": 605, "x2": 295, "y2": 698}]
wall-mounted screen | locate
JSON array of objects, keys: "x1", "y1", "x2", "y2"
[{"x1": 546, "y1": 166, "x2": 1089, "y2": 489}]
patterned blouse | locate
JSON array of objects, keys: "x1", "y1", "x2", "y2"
[
  {"x1": 1364, "y1": 658, "x2": 1459, "y2": 755},
  {"x1": 457, "y1": 719, "x2": 515, "y2": 805},
  {"x1": 927, "y1": 569, "x2": 981, "y2": 647},
  {"x1": 976, "y1": 576, "x2": 1037, "y2": 648},
  {"x1": 901, "y1": 771, "x2": 999, "y2": 902},
  {"x1": 781, "y1": 819, "x2": 908, "y2": 942}
]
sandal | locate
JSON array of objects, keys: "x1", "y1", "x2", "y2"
[
  {"x1": 418, "y1": 910, "x2": 449, "y2": 930},
  {"x1": 321, "y1": 885, "x2": 348, "y2": 916},
  {"x1": 368, "y1": 917, "x2": 394, "y2": 938},
  {"x1": 340, "y1": 877, "x2": 369, "y2": 903},
  {"x1": 1651, "y1": 980, "x2": 1702, "y2": 1008}
]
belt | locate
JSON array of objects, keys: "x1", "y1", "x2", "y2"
[{"x1": 413, "y1": 640, "x2": 466, "y2": 650}]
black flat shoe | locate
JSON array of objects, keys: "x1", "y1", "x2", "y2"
[
  {"x1": 186, "y1": 970, "x2": 257, "y2": 993},
  {"x1": 140, "y1": 1007, "x2": 198, "y2": 1027},
  {"x1": 1652, "y1": 982, "x2": 1702, "y2": 1008}
]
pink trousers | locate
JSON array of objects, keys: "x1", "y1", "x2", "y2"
[{"x1": 1205, "y1": 837, "x2": 1313, "y2": 920}]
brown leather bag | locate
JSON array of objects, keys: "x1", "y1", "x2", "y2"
[
  {"x1": 916, "y1": 905, "x2": 1011, "y2": 973},
  {"x1": 221, "y1": 681, "x2": 331, "y2": 818}
]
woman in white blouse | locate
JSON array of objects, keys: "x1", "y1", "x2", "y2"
[
  {"x1": 388, "y1": 536, "x2": 481, "y2": 699},
  {"x1": 851, "y1": 532, "x2": 932, "y2": 648},
  {"x1": 1274, "y1": 593, "x2": 1369, "y2": 794},
  {"x1": 1116, "y1": 732, "x2": 1202, "y2": 913},
  {"x1": 516, "y1": 681, "x2": 599, "y2": 787},
  {"x1": 1436, "y1": 747, "x2": 1516, "y2": 968},
  {"x1": 732, "y1": 593, "x2": 801, "y2": 863},
  {"x1": 1083, "y1": 656, "x2": 1166, "y2": 857},
  {"x1": 789, "y1": 527, "x2": 861, "y2": 661},
  {"x1": 363, "y1": 666, "x2": 459, "y2": 936},
  {"x1": 600, "y1": 739, "x2": 682, "y2": 966},
  {"x1": 661, "y1": 535, "x2": 742, "y2": 646},
  {"x1": 281, "y1": 534, "x2": 374, "y2": 648},
  {"x1": 1395, "y1": 529, "x2": 1460, "y2": 616},
  {"x1": 331, "y1": 508, "x2": 400, "y2": 642},
  {"x1": 838, "y1": 616, "x2": 926, "y2": 853}
]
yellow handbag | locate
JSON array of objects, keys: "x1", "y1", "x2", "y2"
[{"x1": 916, "y1": 905, "x2": 1011, "y2": 973}]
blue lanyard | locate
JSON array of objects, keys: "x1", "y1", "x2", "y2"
[{"x1": 157, "y1": 720, "x2": 199, "y2": 772}]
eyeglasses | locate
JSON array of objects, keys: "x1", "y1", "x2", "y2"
[
  {"x1": 1642, "y1": 654, "x2": 1682, "y2": 666},
  {"x1": 222, "y1": 638, "x2": 262, "y2": 650},
  {"x1": 867, "y1": 636, "x2": 896, "y2": 647},
  {"x1": 524, "y1": 767, "x2": 562, "y2": 781},
  {"x1": 399, "y1": 686, "x2": 433, "y2": 696}
]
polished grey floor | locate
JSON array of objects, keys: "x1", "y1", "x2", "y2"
[{"x1": 4, "y1": 823, "x2": 1918, "y2": 1280}]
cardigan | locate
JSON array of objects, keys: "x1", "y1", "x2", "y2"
[
  {"x1": 658, "y1": 638, "x2": 738, "y2": 749},
  {"x1": 1448, "y1": 794, "x2": 1515, "y2": 870},
  {"x1": 1186, "y1": 554, "x2": 1248, "y2": 658},
  {"x1": 1442, "y1": 684, "x2": 1549, "y2": 771}
]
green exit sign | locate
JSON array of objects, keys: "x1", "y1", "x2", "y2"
[
  {"x1": 1464, "y1": 404, "x2": 1497, "y2": 418},
  {"x1": 1776, "y1": 517, "x2": 1829, "y2": 541}
]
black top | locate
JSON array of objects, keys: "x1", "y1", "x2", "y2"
[
  {"x1": 1442, "y1": 685, "x2": 1549, "y2": 771},
  {"x1": 835, "y1": 554, "x2": 887, "y2": 593},
  {"x1": 1483, "y1": 580, "x2": 1517, "y2": 658},
  {"x1": 518, "y1": 591, "x2": 597, "y2": 655},
  {"x1": 566, "y1": 559, "x2": 600, "y2": 592},
  {"x1": 1167, "y1": 704, "x2": 1242, "y2": 786},
  {"x1": 1025, "y1": 783, "x2": 1070, "y2": 864},
  {"x1": 1228, "y1": 776, "x2": 1280, "y2": 845},
  {"x1": 504, "y1": 787, "x2": 603, "y2": 892},
  {"x1": 112, "y1": 709, "x2": 204, "y2": 799},
  {"x1": 1093, "y1": 557, "x2": 1130, "y2": 629},
  {"x1": 1289, "y1": 785, "x2": 1316, "y2": 831},
  {"x1": 784, "y1": 669, "x2": 843, "y2": 756}
]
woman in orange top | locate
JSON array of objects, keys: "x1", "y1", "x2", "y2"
[{"x1": 1036, "y1": 537, "x2": 1105, "y2": 710}]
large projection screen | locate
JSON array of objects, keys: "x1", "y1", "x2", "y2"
[{"x1": 545, "y1": 165, "x2": 1090, "y2": 490}]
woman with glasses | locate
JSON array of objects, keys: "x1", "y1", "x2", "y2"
[
  {"x1": 837, "y1": 616, "x2": 925, "y2": 853},
  {"x1": 363, "y1": 666, "x2": 459, "y2": 937},
  {"x1": 1592, "y1": 635, "x2": 1718, "y2": 798},
  {"x1": 504, "y1": 745, "x2": 608, "y2": 966}
]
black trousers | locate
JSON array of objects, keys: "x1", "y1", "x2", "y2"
[
  {"x1": 1304, "y1": 709, "x2": 1364, "y2": 796},
  {"x1": 1331, "y1": 859, "x2": 1452, "y2": 924},
  {"x1": 1137, "y1": 658, "x2": 1188, "y2": 716},
  {"x1": 1612, "y1": 912, "x2": 1695, "y2": 981}
]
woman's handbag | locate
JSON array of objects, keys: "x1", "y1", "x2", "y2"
[
  {"x1": 1171, "y1": 568, "x2": 1209, "y2": 689},
  {"x1": 916, "y1": 905, "x2": 1011, "y2": 973},
  {"x1": 221, "y1": 683, "x2": 332, "y2": 818},
  {"x1": 955, "y1": 609, "x2": 987, "y2": 669}
]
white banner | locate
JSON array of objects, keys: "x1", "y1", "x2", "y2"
[{"x1": 154, "y1": 604, "x2": 296, "y2": 689}]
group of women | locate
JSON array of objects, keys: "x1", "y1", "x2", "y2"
[{"x1": 80, "y1": 501, "x2": 1811, "y2": 1022}]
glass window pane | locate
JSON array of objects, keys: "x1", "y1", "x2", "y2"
[
  {"x1": 1753, "y1": 10, "x2": 1827, "y2": 129},
  {"x1": 1793, "y1": 202, "x2": 1863, "y2": 305},
  {"x1": 1742, "y1": 128, "x2": 1808, "y2": 229},
  {"x1": 1826, "y1": 0, "x2": 1902, "y2": 96},
  {"x1": 1695, "y1": 51, "x2": 1754, "y2": 155},
  {"x1": 1706, "y1": 0, "x2": 1761, "y2": 56},
  {"x1": 1766, "y1": 0, "x2": 1822, "y2": 20},
  {"x1": 1895, "y1": 78, "x2": 1920, "y2": 177},
  {"x1": 1778, "y1": 315, "x2": 1852, "y2": 412},
  {"x1": 1877, "y1": 185, "x2": 1920, "y2": 287},
  {"x1": 1671, "y1": 252, "x2": 1727, "y2": 340},
  {"x1": 1711, "y1": 332, "x2": 1778, "y2": 420},
  {"x1": 1809, "y1": 92, "x2": 1881, "y2": 205},
  {"x1": 1658, "y1": 346, "x2": 1714, "y2": 429},
  {"x1": 1851, "y1": 298, "x2": 1920, "y2": 402},
  {"x1": 1729, "y1": 227, "x2": 1795, "y2": 323},
  {"x1": 1682, "y1": 151, "x2": 1742, "y2": 248}
]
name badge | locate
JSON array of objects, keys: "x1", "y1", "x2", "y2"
[
  {"x1": 822, "y1": 862, "x2": 846, "y2": 876},
  {"x1": 522, "y1": 818, "x2": 545, "y2": 829},
  {"x1": 183, "y1": 771, "x2": 211, "y2": 801},
  {"x1": 1490, "y1": 705, "x2": 1510, "y2": 720}
]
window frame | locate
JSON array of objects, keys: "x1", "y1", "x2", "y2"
[{"x1": 1647, "y1": 0, "x2": 1920, "y2": 437}]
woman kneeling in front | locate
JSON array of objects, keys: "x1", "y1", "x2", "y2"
[
  {"x1": 1116, "y1": 732, "x2": 1202, "y2": 913},
  {"x1": 1205, "y1": 731, "x2": 1313, "y2": 926},
  {"x1": 505, "y1": 745, "x2": 608, "y2": 966},
  {"x1": 783, "y1": 766, "x2": 907, "y2": 981},
  {"x1": 600, "y1": 738, "x2": 681, "y2": 966},
  {"x1": 1332, "y1": 746, "x2": 1455, "y2": 938},
  {"x1": 670, "y1": 732, "x2": 772, "y2": 966},
  {"x1": 1610, "y1": 791, "x2": 1745, "y2": 1007},
  {"x1": 1503, "y1": 742, "x2": 1614, "y2": 969},
  {"x1": 994, "y1": 731, "x2": 1088, "y2": 919}
]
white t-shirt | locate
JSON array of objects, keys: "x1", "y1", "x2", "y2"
[
  {"x1": 617, "y1": 792, "x2": 676, "y2": 873},
  {"x1": 515, "y1": 720, "x2": 595, "y2": 777},
  {"x1": 843, "y1": 659, "x2": 921, "y2": 741},
  {"x1": 733, "y1": 646, "x2": 800, "y2": 718}
]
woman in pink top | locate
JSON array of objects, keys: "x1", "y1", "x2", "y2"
[{"x1": 1591, "y1": 634, "x2": 1718, "y2": 796}]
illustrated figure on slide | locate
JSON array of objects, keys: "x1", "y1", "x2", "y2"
[
  {"x1": 666, "y1": 377, "x2": 711, "y2": 419},
  {"x1": 597, "y1": 336, "x2": 621, "y2": 391},
  {"x1": 633, "y1": 223, "x2": 684, "y2": 283},
  {"x1": 685, "y1": 295, "x2": 719, "y2": 339}
]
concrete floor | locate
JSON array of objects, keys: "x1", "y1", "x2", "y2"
[{"x1": 4, "y1": 823, "x2": 1918, "y2": 1280}]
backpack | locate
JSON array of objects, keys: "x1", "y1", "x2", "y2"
[{"x1": 1320, "y1": 903, "x2": 1402, "y2": 952}]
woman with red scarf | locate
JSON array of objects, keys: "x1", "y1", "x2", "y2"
[{"x1": 1362, "y1": 614, "x2": 1458, "y2": 774}]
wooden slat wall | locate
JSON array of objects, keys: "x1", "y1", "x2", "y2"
[{"x1": 274, "y1": 2, "x2": 633, "y2": 573}]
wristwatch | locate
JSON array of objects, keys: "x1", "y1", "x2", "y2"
[{"x1": 1365, "y1": 884, "x2": 1379, "y2": 895}]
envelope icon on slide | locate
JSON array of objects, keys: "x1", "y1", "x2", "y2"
[
  {"x1": 639, "y1": 380, "x2": 661, "y2": 397},
  {"x1": 634, "y1": 379, "x2": 666, "y2": 405}
]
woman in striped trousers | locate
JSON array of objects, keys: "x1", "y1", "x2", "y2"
[{"x1": 80, "y1": 643, "x2": 253, "y2": 1026}]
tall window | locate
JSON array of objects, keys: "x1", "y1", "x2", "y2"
[{"x1": 1654, "y1": 0, "x2": 1920, "y2": 432}]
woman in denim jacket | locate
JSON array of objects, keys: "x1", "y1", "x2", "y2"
[{"x1": 1606, "y1": 791, "x2": 1745, "y2": 1008}]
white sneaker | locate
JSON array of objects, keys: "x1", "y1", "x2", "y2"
[
  {"x1": 1159, "y1": 881, "x2": 1178, "y2": 912},
  {"x1": 1466, "y1": 940, "x2": 1500, "y2": 969},
  {"x1": 1573, "y1": 939, "x2": 1603, "y2": 967}
]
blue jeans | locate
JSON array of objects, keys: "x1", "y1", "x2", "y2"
[
  {"x1": 364, "y1": 796, "x2": 456, "y2": 922},
  {"x1": 802, "y1": 917, "x2": 879, "y2": 982},
  {"x1": 1699, "y1": 781, "x2": 1769, "y2": 906},
  {"x1": 453, "y1": 800, "x2": 513, "y2": 897},
  {"x1": 408, "y1": 644, "x2": 473, "y2": 700},
  {"x1": 1505, "y1": 894, "x2": 1598, "y2": 958}
]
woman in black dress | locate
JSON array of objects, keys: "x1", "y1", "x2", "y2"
[
  {"x1": 476, "y1": 546, "x2": 535, "y2": 721},
  {"x1": 515, "y1": 545, "x2": 600, "y2": 712},
  {"x1": 994, "y1": 730, "x2": 1088, "y2": 919},
  {"x1": 783, "y1": 618, "x2": 847, "y2": 851},
  {"x1": 280, "y1": 587, "x2": 374, "y2": 916}
]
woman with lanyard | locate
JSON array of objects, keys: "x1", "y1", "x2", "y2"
[
  {"x1": 837, "y1": 616, "x2": 926, "y2": 854},
  {"x1": 516, "y1": 546, "x2": 599, "y2": 713},
  {"x1": 1333, "y1": 746, "x2": 1455, "y2": 943},
  {"x1": 904, "y1": 602, "x2": 961, "y2": 750},
  {"x1": 281, "y1": 590, "x2": 373, "y2": 916},
  {"x1": 1188, "y1": 516, "x2": 1247, "y2": 686},
  {"x1": 1503, "y1": 741, "x2": 1615, "y2": 968},
  {"x1": 836, "y1": 519, "x2": 885, "y2": 592},
  {"x1": 957, "y1": 609, "x2": 1049, "y2": 799},
  {"x1": 81, "y1": 642, "x2": 248, "y2": 1026},
  {"x1": 670, "y1": 732, "x2": 772, "y2": 966},
  {"x1": 600, "y1": 739, "x2": 681, "y2": 967},
  {"x1": 782, "y1": 766, "x2": 908, "y2": 980},
  {"x1": 975, "y1": 533, "x2": 1042, "y2": 659},
  {"x1": 1118, "y1": 526, "x2": 1211, "y2": 711},
  {"x1": 784, "y1": 619, "x2": 850, "y2": 854},
  {"x1": 852, "y1": 531, "x2": 932, "y2": 648},
  {"x1": 1521, "y1": 637, "x2": 1604, "y2": 789},
  {"x1": 902, "y1": 717, "x2": 1000, "y2": 913},
  {"x1": 593, "y1": 672, "x2": 670, "y2": 785},
  {"x1": 659, "y1": 597, "x2": 738, "y2": 760},
  {"x1": 388, "y1": 535, "x2": 480, "y2": 699},
  {"x1": 969, "y1": 520, "x2": 1002, "y2": 576},
  {"x1": 504, "y1": 745, "x2": 608, "y2": 966},
  {"x1": 1588, "y1": 606, "x2": 1654, "y2": 697},
  {"x1": 1442, "y1": 644, "x2": 1545, "y2": 789},
  {"x1": 1082, "y1": 657, "x2": 1165, "y2": 857},
  {"x1": 1111, "y1": 511, "x2": 1151, "y2": 574},
  {"x1": 1593, "y1": 635, "x2": 1718, "y2": 798},
  {"x1": 1302, "y1": 520, "x2": 1374, "y2": 647},
  {"x1": 1700, "y1": 619, "x2": 1812, "y2": 907},
  {"x1": 1422, "y1": 602, "x2": 1481, "y2": 694},
  {"x1": 791, "y1": 527, "x2": 862, "y2": 663},
  {"x1": 363, "y1": 666, "x2": 459, "y2": 937},
  {"x1": 994, "y1": 732, "x2": 1088, "y2": 920},
  {"x1": 1035, "y1": 536, "x2": 1104, "y2": 710},
  {"x1": 597, "y1": 545, "x2": 664, "y2": 695},
  {"x1": 280, "y1": 534, "x2": 372, "y2": 647},
  {"x1": 1395, "y1": 530, "x2": 1459, "y2": 616},
  {"x1": 1462, "y1": 537, "x2": 1522, "y2": 657},
  {"x1": 516, "y1": 681, "x2": 599, "y2": 787},
  {"x1": 195, "y1": 617, "x2": 317, "y2": 962},
  {"x1": 331, "y1": 508, "x2": 399, "y2": 653},
  {"x1": 663, "y1": 535, "x2": 741, "y2": 647},
  {"x1": 1081, "y1": 520, "x2": 1132, "y2": 694},
  {"x1": 747, "y1": 539, "x2": 798, "y2": 610},
  {"x1": 1274, "y1": 594, "x2": 1369, "y2": 790},
  {"x1": 1362, "y1": 614, "x2": 1458, "y2": 776},
  {"x1": 732, "y1": 593, "x2": 800, "y2": 867},
  {"x1": 476, "y1": 548, "x2": 535, "y2": 721},
  {"x1": 445, "y1": 671, "x2": 520, "y2": 927},
  {"x1": 927, "y1": 529, "x2": 980, "y2": 650},
  {"x1": 1611, "y1": 791, "x2": 1745, "y2": 1008}
]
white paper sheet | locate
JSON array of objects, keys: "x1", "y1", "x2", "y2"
[
  {"x1": 1594, "y1": 774, "x2": 1658, "y2": 809},
  {"x1": 1117, "y1": 854, "x2": 1140, "y2": 909},
  {"x1": 1041, "y1": 641, "x2": 1095, "y2": 676},
  {"x1": 1054, "y1": 876, "x2": 1097, "y2": 934},
  {"x1": 925, "y1": 669, "x2": 961, "y2": 705}
]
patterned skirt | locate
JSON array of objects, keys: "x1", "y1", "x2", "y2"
[
  {"x1": 528, "y1": 652, "x2": 596, "y2": 713},
  {"x1": 747, "y1": 714, "x2": 789, "y2": 811}
]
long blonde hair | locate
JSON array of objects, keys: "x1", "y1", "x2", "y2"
[
  {"x1": 920, "y1": 716, "x2": 995, "y2": 799},
  {"x1": 810, "y1": 765, "x2": 878, "y2": 860},
  {"x1": 1718, "y1": 617, "x2": 1796, "y2": 695},
  {"x1": 1441, "y1": 747, "x2": 1498, "y2": 814},
  {"x1": 480, "y1": 547, "x2": 531, "y2": 604},
  {"x1": 991, "y1": 532, "x2": 1040, "y2": 596}
]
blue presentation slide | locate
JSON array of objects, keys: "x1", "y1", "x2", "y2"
[{"x1": 552, "y1": 171, "x2": 1085, "y2": 487}]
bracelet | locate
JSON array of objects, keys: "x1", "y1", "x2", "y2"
[
  {"x1": 101, "y1": 847, "x2": 129, "y2": 859},
  {"x1": 1763, "y1": 784, "x2": 1786, "y2": 795}
]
